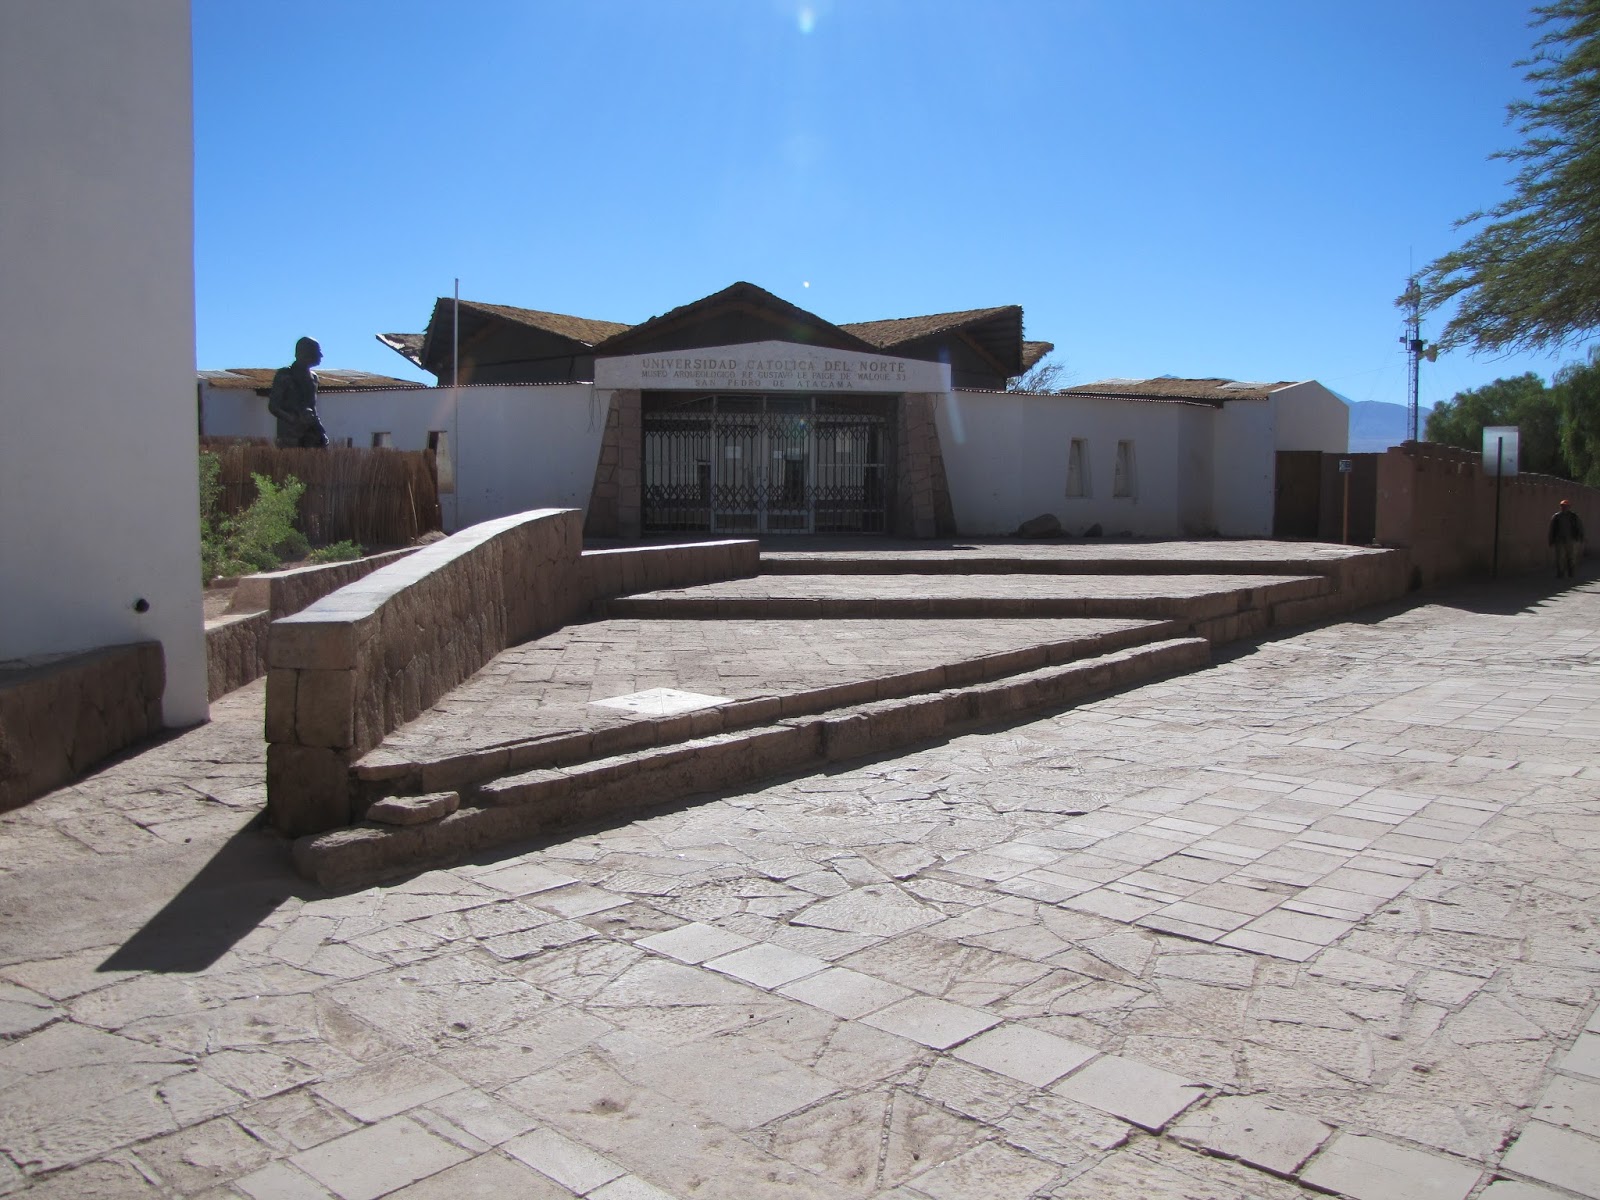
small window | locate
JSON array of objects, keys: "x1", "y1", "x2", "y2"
[
  {"x1": 1113, "y1": 439, "x2": 1137, "y2": 498},
  {"x1": 1066, "y1": 438, "x2": 1090, "y2": 498},
  {"x1": 371, "y1": 432, "x2": 393, "y2": 449},
  {"x1": 427, "y1": 430, "x2": 455, "y2": 493}
]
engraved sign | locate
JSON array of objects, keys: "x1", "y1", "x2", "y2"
[{"x1": 595, "y1": 340, "x2": 950, "y2": 394}]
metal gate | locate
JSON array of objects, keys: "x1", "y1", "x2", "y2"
[{"x1": 642, "y1": 394, "x2": 892, "y2": 535}]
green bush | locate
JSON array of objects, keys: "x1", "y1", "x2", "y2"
[
  {"x1": 200, "y1": 456, "x2": 357, "y2": 581},
  {"x1": 306, "y1": 540, "x2": 363, "y2": 564}
]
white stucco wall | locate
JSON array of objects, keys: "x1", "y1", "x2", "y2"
[
  {"x1": 1, "y1": 1, "x2": 206, "y2": 725},
  {"x1": 1270, "y1": 381, "x2": 1350, "y2": 453},
  {"x1": 201, "y1": 384, "x2": 605, "y2": 532},
  {"x1": 937, "y1": 390, "x2": 1210, "y2": 537},
  {"x1": 1212, "y1": 399, "x2": 1277, "y2": 537},
  {"x1": 1175, "y1": 406, "x2": 1215, "y2": 535}
]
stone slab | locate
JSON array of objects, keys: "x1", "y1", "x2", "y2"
[
  {"x1": 1051, "y1": 1054, "x2": 1204, "y2": 1131},
  {"x1": 1169, "y1": 1094, "x2": 1332, "y2": 1174},
  {"x1": 1500, "y1": 1122, "x2": 1600, "y2": 1199},
  {"x1": 1299, "y1": 1133, "x2": 1480, "y2": 1200}
]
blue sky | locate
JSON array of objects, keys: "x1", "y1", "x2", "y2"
[{"x1": 194, "y1": 1, "x2": 1583, "y2": 409}]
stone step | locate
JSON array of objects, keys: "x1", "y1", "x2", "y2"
[
  {"x1": 598, "y1": 573, "x2": 1331, "y2": 626},
  {"x1": 350, "y1": 617, "x2": 1187, "y2": 801},
  {"x1": 294, "y1": 635, "x2": 1211, "y2": 889},
  {"x1": 759, "y1": 552, "x2": 1359, "y2": 578}
]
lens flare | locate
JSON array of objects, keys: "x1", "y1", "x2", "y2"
[{"x1": 797, "y1": 5, "x2": 816, "y2": 34}]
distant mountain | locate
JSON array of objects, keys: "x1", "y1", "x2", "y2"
[{"x1": 1347, "y1": 399, "x2": 1429, "y2": 454}]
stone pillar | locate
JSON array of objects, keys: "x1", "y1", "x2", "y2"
[
  {"x1": 894, "y1": 393, "x2": 955, "y2": 538},
  {"x1": 613, "y1": 389, "x2": 643, "y2": 539}
]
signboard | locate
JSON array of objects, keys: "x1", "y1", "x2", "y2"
[
  {"x1": 595, "y1": 340, "x2": 951, "y2": 394},
  {"x1": 1482, "y1": 425, "x2": 1520, "y2": 477},
  {"x1": 1338, "y1": 459, "x2": 1352, "y2": 474}
]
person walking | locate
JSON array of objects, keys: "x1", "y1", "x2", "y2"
[
  {"x1": 267, "y1": 337, "x2": 329, "y2": 448},
  {"x1": 1549, "y1": 499, "x2": 1586, "y2": 578}
]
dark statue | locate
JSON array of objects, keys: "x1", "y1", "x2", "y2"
[{"x1": 268, "y1": 337, "x2": 329, "y2": 448}]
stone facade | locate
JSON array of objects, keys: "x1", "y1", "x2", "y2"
[
  {"x1": 895, "y1": 393, "x2": 956, "y2": 538},
  {"x1": 583, "y1": 392, "x2": 624, "y2": 538},
  {"x1": 583, "y1": 389, "x2": 641, "y2": 539},
  {"x1": 266, "y1": 510, "x2": 585, "y2": 836},
  {"x1": 0, "y1": 642, "x2": 164, "y2": 811}
]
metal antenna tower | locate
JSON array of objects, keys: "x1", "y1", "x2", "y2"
[{"x1": 1399, "y1": 276, "x2": 1436, "y2": 442}]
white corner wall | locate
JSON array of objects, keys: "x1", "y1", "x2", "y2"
[
  {"x1": 0, "y1": 1, "x2": 206, "y2": 726},
  {"x1": 1271, "y1": 381, "x2": 1350, "y2": 453},
  {"x1": 1212, "y1": 399, "x2": 1276, "y2": 537},
  {"x1": 936, "y1": 390, "x2": 1204, "y2": 537},
  {"x1": 201, "y1": 384, "x2": 607, "y2": 532}
]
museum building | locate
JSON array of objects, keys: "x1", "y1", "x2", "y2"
[{"x1": 202, "y1": 281, "x2": 1348, "y2": 541}]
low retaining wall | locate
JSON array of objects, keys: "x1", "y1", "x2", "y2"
[
  {"x1": 265, "y1": 514, "x2": 761, "y2": 837},
  {"x1": 1377, "y1": 443, "x2": 1599, "y2": 588},
  {"x1": 266, "y1": 510, "x2": 586, "y2": 835},
  {"x1": 580, "y1": 540, "x2": 760, "y2": 601},
  {"x1": 0, "y1": 643, "x2": 164, "y2": 812},
  {"x1": 204, "y1": 549, "x2": 421, "y2": 701}
]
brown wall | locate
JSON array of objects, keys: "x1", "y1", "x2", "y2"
[
  {"x1": 1375, "y1": 442, "x2": 1599, "y2": 587},
  {"x1": 0, "y1": 643, "x2": 164, "y2": 812}
]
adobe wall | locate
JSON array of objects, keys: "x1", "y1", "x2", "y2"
[{"x1": 1375, "y1": 443, "x2": 1600, "y2": 588}]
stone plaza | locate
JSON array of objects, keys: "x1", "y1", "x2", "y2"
[{"x1": 0, "y1": 550, "x2": 1597, "y2": 1198}]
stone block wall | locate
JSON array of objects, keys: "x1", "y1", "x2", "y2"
[
  {"x1": 580, "y1": 539, "x2": 760, "y2": 600},
  {"x1": 1376, "y1": 443, "x2": 1600, "y2": 588},
  {"x1": 205, "y1": 549, "x2": 423, "y2": 700},
  {"x1": 0, "y1": 642, "x2": 164, "y2": 811},
  {"x1": 895, "y1": 393, "x2": 956, "y2": 538},
  {"x1": 232, "y1": 548, "x2": 421, "y2": 621},
  {"x1": 266, "y1": 509, "x2": 584, "y2": 836},
  {"x1": 205, "y1": 610, "x2": 270, "y2": 701},
  {"x1": 583, "y1": 389, "x2": 641, "y2": 539}
]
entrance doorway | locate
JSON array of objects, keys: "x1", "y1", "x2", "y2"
[{"x1": 642, "y1": 393, "x2": 892, "y2": 534}]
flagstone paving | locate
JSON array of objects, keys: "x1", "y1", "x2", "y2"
[{"x1": 0, "y1": 568, "x2": 1596, "y2": 1197}]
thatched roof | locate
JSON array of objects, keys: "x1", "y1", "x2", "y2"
[
  {"x1": 842, "y1": 305, "x2": 1026, "y2": 377},
  {"x1": 840, "y1": 306, "x2": 1015, "y2": 347},
  {"x1": 1063, "y1": 377, "x2": 1298, "y2": 406},
  {"x1": 1020, "y1": 341, "x2": 1055, "y2": 372},
  {"x1": 376, "y1": 332, "x2": 425, "y2": 368},
  {"x1": 199, "y1": 368, "x2": 425, "y2": 392},
  {"x1": 591, "y1": 281, "x2": 879, "y2": 357},
  {"x1": 442, "y1": 299, "x2": 630, "y2": 347}
]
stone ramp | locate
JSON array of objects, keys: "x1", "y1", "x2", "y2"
[
  {"x1": 299, "y1": 634, "x2": 1210, "y2": 887},
  {"x1": 352, "y1": 616, "x2": 1181, "y2": 798}
]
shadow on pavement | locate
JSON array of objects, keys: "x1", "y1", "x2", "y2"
[
  {"x1": 1413, "y1": 567, "x2": 1594, "y2": 617},
  {"x1": 99, "y1": 818, "x2": 314, "y2": 974}
]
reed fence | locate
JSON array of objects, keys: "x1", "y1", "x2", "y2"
[{"x1": 199, "y1": 439, "x2": 442, "y2": 547}]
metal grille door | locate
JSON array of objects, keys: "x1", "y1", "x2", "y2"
[{"x1": 642, "y1": 395, "x2": 891, "y2": 534}]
